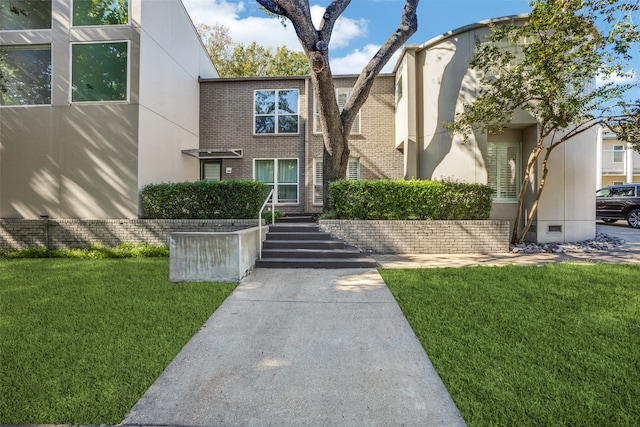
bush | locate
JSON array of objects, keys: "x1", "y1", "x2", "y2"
[
  {"x1": 328, "y1": 179, "x2": 493, "y2": 220},
  {"x1": 0, "y1": 243, "x2": 169, "y2": 259},
  {"x1": 141, "y1": 180, "x2": 269, "y2": 219}
]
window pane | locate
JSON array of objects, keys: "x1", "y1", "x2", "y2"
[
  {"x1": 0, "y1": 0, "x2": 51, "y2": 30},
  {"x1": 71, "y1": 42, "x2": 128, "y2": 102},
  {"x1": 0, "y1": 45, "x2": 51, "y2": 105},
  {"x1": 73, "y1": 0, "x2": 128, "y2": 26},
  {"x1": 278, "y1": 90, "x2": 298, "y2": 114},
  {"x1": 278, "y1": 159, "x2": 297, "y2": 183},
  {"x1": 487, "y1": 142, "x2": 520, "y2": 201},
  {"x1": 255, "y1": 116, "x2": 275, "y2": 134},
  {"x1": 613, "y1": 145, "x2": 624, "y2": 163},
  {"x1": 278, "y1": 115, "x2": 298, "y2": 133},
  {"x1": 255, "y1": 160, "x2": 274, "y2": 183},
  {"x1": 255, "y1": 90, "x2": 275, "y2": 114},
  {"x1": 277, "y1": 184, "x2": 297, "y2": 203},
  {"x1": 203, "y1": 162, "x2": 221, "y2": 180}
]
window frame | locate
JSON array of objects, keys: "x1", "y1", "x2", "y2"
[
  {"x1": 312, "y1": 157, "x2": 360, "y2": 206},
  {"x1": 612, "y1": 144, "x2": 625, "y2": 163},
  {"x1": 0, "y1": 43, "x2": 52, "y2": 106},
  {"x1": 253, "y1": 158, "x2": 299, "y2": 205},
  {"x1": 313, "y1": 88, "x2": 361, "y2": 135},
  {"x1": 71, "y1": 0, "x2": 130, "y2": 27},
  {"x1": 201, "y1": 160, "x2": 222, "y2": 181},
  {"x1": 487, "y1": 141, "x2": 521, "y2": 202},
  {"x1": 253, "y1": 89, "x2": 300, "y2": 135},
  {"x1": 69, "y1": 40, "x2": 130, "y2": 104}
]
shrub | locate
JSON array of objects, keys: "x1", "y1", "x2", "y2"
[
  {"x1": 141, "y1": 180, "x2": 269, "y2": 219},
  {"x1": 328, "y1": 179, "x2": 493, "y2": 220},
  {"x1": 0, "y1": 243, "x2": 169, "y2": 259}
]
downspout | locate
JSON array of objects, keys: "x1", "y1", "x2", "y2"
[
  {"x1": 596, "y1": 126, "x2": 602, "y2": 190},
  {"x1": 626, "y1": 142, "x2": 633, "y2": 183},
  {"x1": 304, "y1": 76, "x2": 311, "y2": 212}
]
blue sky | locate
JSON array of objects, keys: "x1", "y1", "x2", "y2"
[{"x1": 182, "y1": 0, "x2": 639, "y2": 93}]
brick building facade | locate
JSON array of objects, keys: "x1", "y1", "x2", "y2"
[{"x1": 195, "y1": 74, "x2": 404, "y2": 214}]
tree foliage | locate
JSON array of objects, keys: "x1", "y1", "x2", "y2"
[
  {"x1": 448, "y1": 0, "x2": 640, "y2": 244},
  {"x1": 257, "y1": 0, "x2": 419, "y2": 209},
  {"x1": 194, "y1": 21, "x2": 309, "y2": 77}
]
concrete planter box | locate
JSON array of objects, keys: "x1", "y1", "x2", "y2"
[
  {"x1": 170, "y1": 226, "x2": 268, "y2": 283},
  {"x1": 319, "y1": 220, "x2": 510, "y2": 254}
]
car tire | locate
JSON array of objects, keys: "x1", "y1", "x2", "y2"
[
  {"x1": 627, "y1": 209, "x2": 640, "y2": 229},
  {"x1": 602, "y1": 218, "x2": 618, "y2": 224}
]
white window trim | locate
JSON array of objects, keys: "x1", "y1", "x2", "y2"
[
  {"x1": 313, "y1": 88, "x2": 361, "y2": 135},
  {"x1": 253, "y1": 89, "x2": 300, "y2": 135},
  {"x1": 254, "y1": 158, "x2": 299, "y2": 205},
  {"x1": 70, "y1": 0, "x2": 131, "y2": 27},
  {"x1": 69, "y1": 40, "x2": 130, "y2": 104},
  {"x1": 312, "y1": 157, "x2": 360, "y2": 206}
]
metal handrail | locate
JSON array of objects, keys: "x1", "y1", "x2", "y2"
[{"x1": 258, "y1": 189, "x2": 275, "y2": 259}]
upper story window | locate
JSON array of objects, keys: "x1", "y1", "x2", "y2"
[
  {"x1": 72, "y1": 0, "x2": 128, "y2": 26},
  {"x1": 313, "y1": 88, "x2": 360, "y2": 135},
  {"x1": 0, "y1": 0, "x2": 51, "y2": 30},
  {"x1": 0, "y1": 44, "x2": 51, "y2": 105},
  {"x1": 613, "y1": 144, "x2": 624, "y2": 163},
  {"x1": 254, "y1": 89, "x2": 299, "y2": 135},
  {"x1": 71, "y1": 41, "x2": 128, "y2": 102}
]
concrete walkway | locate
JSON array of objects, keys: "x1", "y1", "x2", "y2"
[
  {"x1": 120, "y1": 223, "x2": 638, "y2": 427},
  {"x1": 122, "y1": 268, "x2": 466, "y2": 426}
]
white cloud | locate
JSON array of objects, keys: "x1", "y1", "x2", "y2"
[
  {"x1": 596, "y1": 69, "x2": 638, "y2": 87},
  {"x1": 330, "y1": 44, "x2": 401, "y2": 75},
  {"x1": 310, "y1": 5, "x2": 368, "y2": 49},
  {"x1": 183, "y1": 1, "x2": 368, "y2": 53}
]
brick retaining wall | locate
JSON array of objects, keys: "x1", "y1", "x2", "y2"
[
  {"x1": 319, "y1": 220, "x2": 510, "y2": 254},
  {"x1": 0, "y1": 219, "x2": 260, "y2": 250}
]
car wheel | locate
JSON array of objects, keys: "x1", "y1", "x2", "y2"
[
  {"x1": 602, "y1": 218, "x2": 618, "y2": 224},
  {"x1": 627, "y1": 209, "x2": 640, "y2": 228}
]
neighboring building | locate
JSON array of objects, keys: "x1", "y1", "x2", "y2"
[
  {"x1": 2, "y1": 7, "x2": 598, "y2": 244},
  {"x1": 597, "y1": 132, "x2": 640, "y2": 187},
  {"x1": 193, "y1": 74, "x2": 403, "y2": 214},
  {"x1": 393, "y1": 15, "x2": 597, "y2": 243},
  {"x1": 0, "y1": 0, "x2": 217, "y2": 219}
]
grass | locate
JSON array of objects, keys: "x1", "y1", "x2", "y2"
[
  {"x1": 380, "y1": 263, "x2": 640, "y2": 427},
  {"x1": 0, "y1": 257, "x2": 236, "y2": 424}
]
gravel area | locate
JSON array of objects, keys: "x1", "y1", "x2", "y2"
[{"x1": 510, "y1": 233, "x2": 626, "y2": 254}]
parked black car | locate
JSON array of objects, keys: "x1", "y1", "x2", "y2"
[{"x1": 596, "y1": 183, "x2": 640, "y2": 228}]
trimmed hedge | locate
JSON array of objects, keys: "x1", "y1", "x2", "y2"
[
  {"x1": 142, "y1": 180, "x2": 268, "y2": 219},
  {"x1": 328, "y1": 179, "x2": 493, "y2": 220}
]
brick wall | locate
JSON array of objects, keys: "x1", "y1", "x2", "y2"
[
  {"x1": 0, "y1": 219, "x2": 259, "y2": 251},
  {"x1": 319, "y1": 220, "x2": 510, "y2": 254}
]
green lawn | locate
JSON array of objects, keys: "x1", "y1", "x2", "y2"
[
  {"x1": 380, "y1": 264, "x2": 640, "y2": 427},
  {"x1": 0, "y1": 258, "x2": 236, "y2": 424}
]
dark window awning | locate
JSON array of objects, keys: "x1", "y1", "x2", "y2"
[{"x1": 181, "y1": 148, "x2": 243, "y2": 159}]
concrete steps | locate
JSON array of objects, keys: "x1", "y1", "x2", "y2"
[{"x1": 256, "y1": 219, "x2": 377, "y2": 269}]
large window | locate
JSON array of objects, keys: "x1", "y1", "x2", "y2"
[
  {"x1": 254, "y1": 89, "x2": 299, "y2": 134},
  {"x1": 71, "y1": 42, "x2": 128, "y2": 102},
  {"x1": 314, "y1": 88, "x2": 361, "y2": 134},
  {"x1": 313, "y1": 158, "x2": 360, "y2": 205},
  {"x1": 254, "y1": 159, "x2": 298, "y2": 204},
  {"x1": 72, "y1": 0, "x2": 128, "y2": 26},
  {"x1": 0, "y1": 44, "x2": 51, "y2": 105},
  {"x1": 487, "y1": 142, "x2": 521, "y2": 202},
  {"x1": 0, "y1": 0, "x2": 51, "y2": 30}
]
